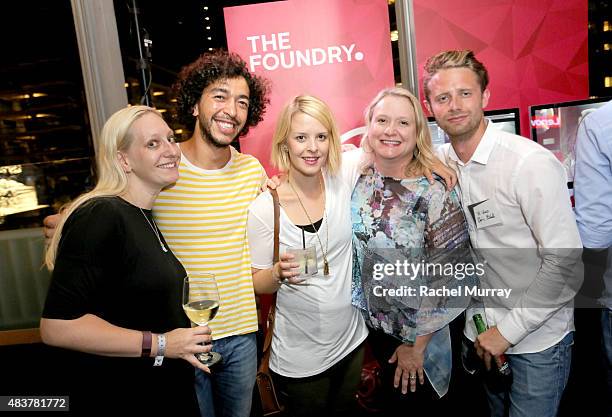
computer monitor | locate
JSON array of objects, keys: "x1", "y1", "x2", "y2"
[
  {"x1": 529, "y1": 97, "x2": 611, "y2": 184},
  {"x1": 427, "y1": 108, "x2": 521, "y2": 148}
]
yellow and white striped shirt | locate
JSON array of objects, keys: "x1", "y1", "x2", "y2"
[{"x1": 154, "y1": 147, "x2": 264, "y2": 339}]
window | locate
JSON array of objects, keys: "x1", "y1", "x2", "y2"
[{"x1": 0, "y1": 0, "x2": 93, "y2": 231}]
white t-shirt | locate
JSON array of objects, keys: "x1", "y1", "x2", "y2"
[{"x1": 247, "y1": 171, "x2": 368, "y2": 377}]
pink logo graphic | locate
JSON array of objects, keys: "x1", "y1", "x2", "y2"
[
  {"x1": 530, "y1": 115, "x2": 561, "y2": 128},
  {"x1": 224, "y1": 0, "x2": 394, "y2": 174}
]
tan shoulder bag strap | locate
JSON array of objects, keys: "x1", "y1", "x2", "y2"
[{"x1": 259, "y1": 188, "x2": 280, "y2": 374}]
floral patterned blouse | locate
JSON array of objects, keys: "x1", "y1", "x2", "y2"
[{"x1": 351, "y1": 167, "x2": 476, "y2": 397}]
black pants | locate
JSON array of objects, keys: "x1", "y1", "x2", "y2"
[
  {"x1": 367, "y1": 329, "x2": 447, "y2": 414},
  {"x1": 366, "y1": 317, "x2": 484, "y2": 415},
  {"x1": 271, "y1": 343, "x2": 365, "y2": 417}
]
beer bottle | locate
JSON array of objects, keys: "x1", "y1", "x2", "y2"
[{"x1": 473, "y1": 313, "x2": 513, "y2": 389}]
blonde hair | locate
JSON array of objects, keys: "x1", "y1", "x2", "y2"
[
  {"x1": 271, "y1": 95, "x2": 341, "y2": 175},
  {"x1": 423, "y1": 49, "x2": 489, "y2": 101},
  {"x1": 361, "y1": 87, "x2": 436, "y2": 176},
  {"x1": 45, "y1": 105, "x2": 164, "y2": 269}
]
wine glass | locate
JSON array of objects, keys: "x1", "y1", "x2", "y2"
[{"x1": 182, "y1": 272, "x2": 222, "y2": 367}]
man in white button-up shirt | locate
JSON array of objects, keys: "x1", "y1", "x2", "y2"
[{"x1": 422, "y1": 50, "x2": 583, "y2": 417}]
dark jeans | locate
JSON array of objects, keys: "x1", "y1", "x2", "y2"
[
  {"x1": 603, "y1": 308, "x2": 612, "y2": 417},
  {"x1": 195, "y1": 333, "x2": 257, "y2": 417},
  {"x1": 484, "y1": 332, "x2": 573, "y2": 417},
  {"x1": 272, "y1": 343, "x2": 365, "y2": 417}
]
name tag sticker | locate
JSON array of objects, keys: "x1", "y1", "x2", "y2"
[{"x1": 468, "y1": 199, "x2": 503, "y2": 229}]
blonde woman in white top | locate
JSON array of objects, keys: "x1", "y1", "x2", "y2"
[{"x1": 247, "y1": 95, "x2": 368, "y2": 417}]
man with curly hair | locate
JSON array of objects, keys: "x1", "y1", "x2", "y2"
[{"x1": 153, "y1": 50, "x2": 271, "y2": 417}]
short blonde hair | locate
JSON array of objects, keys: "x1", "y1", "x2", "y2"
[
  {"x1": 361, "y1": 87, "x2": 436, "y2": 176},
  {"x1": 423, "y1": 49, "x2": 489, "y2": 101},
  {"x1": 46, "y1": 105, "x2": 164, "y2": 269},
  {"x1": 271, "y1": 95, "x2": 341, "y2": 175}
]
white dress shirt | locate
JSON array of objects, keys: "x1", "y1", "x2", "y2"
[{"x1": 438, "y1": 121, "x2": 583, "y2": 354}]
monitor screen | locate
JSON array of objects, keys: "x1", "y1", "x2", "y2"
[
  {"x1": 427, "y1": 108, "x2": 521, "y2": 149},
  {"x1": 529, "y1": 97, "x2": 611, "y2": 184}
]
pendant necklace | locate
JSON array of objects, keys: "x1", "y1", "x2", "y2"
[
  {"x1": 287, "y1": 175, "x2": 330, "y2": 275},
  {"x1": 139, "y1": 207, "x2": 168, "y2": 252}
]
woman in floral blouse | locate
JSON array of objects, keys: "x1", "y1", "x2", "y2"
[{"x1": 350, "y1": 87, "x2": 477, "y2": 413}]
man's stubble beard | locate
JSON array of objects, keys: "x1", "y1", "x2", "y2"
[
  {"x1": 439, "y1": 112, "x2": 484, "y2": 143},
  {"x1": 198, "y1": 116, "x2": 240, "y2": 149}
]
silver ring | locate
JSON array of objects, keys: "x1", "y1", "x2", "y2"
[{"x1": 409, "y1": 375, "x2": 417, "y2": 380}]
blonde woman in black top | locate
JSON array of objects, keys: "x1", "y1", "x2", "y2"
[{"x1": 41, "y1": 106, "x2": 210, "y2": 415}]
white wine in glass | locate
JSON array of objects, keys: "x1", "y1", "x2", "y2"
[
  {"x1": 182, "y1": 272, "x2": 222, "y2": 367},
  {"x1": 183, "y1": 300, "x2": 219, "y2": 325}
]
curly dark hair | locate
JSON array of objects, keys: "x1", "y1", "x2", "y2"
[{"x1": 172, "y1": 50, "x2": 271, "y2": 137}]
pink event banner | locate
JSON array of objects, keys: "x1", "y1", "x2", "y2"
[
  {"x1": 224, "y1": 0, "x2": 395, "y2": 174},
  {"x1": 412, "y1": 0, "x2": 588, "y2": 139}
]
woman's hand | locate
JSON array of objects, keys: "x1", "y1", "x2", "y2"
[
  {"x1": 274, "y1": 252, "x2": 304, "y2": 284},
  {"x1": 252, "y1": 252, "x2": 302, "y2": 294},
  {"x1": 424, "y1": 157, "x2": 457, "y2": 190},
  {"x1": 164, "y1": 325, "x2": 213, "y2": 373},
  {"x1": 388, "y1": 343, "x2": 425, "y2": 394},
  {"x1": 388, "y1": 333, "x2": 433, "y2": 393}
]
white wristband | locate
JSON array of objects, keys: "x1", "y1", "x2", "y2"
[{"x1": 153, "y1": 333, "x2": 166, "y2": 367}]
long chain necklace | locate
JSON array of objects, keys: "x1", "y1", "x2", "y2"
[
  {"x1": 287, "y1": 175, "x2": 330, "y2": 276},
  {"x1": 139, "y1": 207, "x2": 168, "y2": 252}
]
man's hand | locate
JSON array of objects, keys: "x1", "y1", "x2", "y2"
[
  {"x1": 264, "y1": 174, "x2": 284, "y2": 191},
  {"x1": 341, "y1": 143, "x2": 358, "y2": 152},
  {"x1": 424, "y1": 157, "x2": 457, "y2": 190},
  {"x1": 43, "y1": 213, "x2": 62, "y2": 242},
  {"x1": 474, "y1": 326, "x2": 511, "y2": 371}
]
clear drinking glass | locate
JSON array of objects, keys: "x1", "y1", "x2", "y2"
[
  {"x1": 285, "y1": 246, "x2": 318, "y2": 277},
  {"x1": 182, "y1": 272, "x2": 222, "y2": 367}
]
